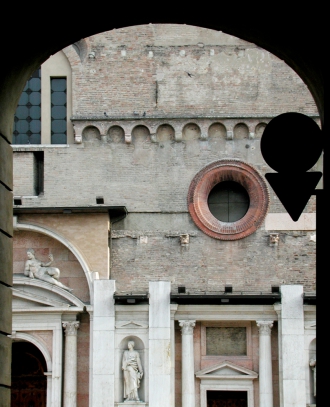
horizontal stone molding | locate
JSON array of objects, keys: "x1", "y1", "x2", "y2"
[
  {"x1": 71, "y1": 117, "x2": 273, "y2": 144},
  {"x1": 265, "y1": 213, "x2": 316, "y2": 230}
]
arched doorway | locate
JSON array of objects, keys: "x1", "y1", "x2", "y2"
[{"x1": 11, "y1": 341, "x2": 47, "y2": 407}]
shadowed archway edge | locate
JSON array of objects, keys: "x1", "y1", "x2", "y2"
[
  {"x1": 0, "y1": 10, "x2": 325, "y2": 403},
  {"x1": 11, "y1": 332, "x2": 52, "y2": 372}
]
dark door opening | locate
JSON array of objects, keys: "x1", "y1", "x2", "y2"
[
  {"x1": 11, "y1": 341, "x2": 47, "y2": 407},
  {"x1": 207, "y1": 390, "x2": 248, "y2": 407}
]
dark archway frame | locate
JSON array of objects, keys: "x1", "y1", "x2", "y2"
[
  {"x1": 188, "y1": 159, "x2": 270, "y2": 240},
  {"x1": 0, "y1": 12, "x2": 324, "y2": 402}
]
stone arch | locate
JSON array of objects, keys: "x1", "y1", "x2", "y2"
[
  {"x1": 309, "y1": 337, "x2": 316, "y2": 354},
  {"x1": 82, "y1": 125, "x2": 101, "y2": 142},
  {"x1": 14, "y1": 220, "x2": 94, "y2": 303},
  {"x1": 119, "y1": 335, "x2": 145, "y2": 350},
  {"x1": 208, "y1": 122, "x2": 227, "y2": 139},
  {"x1": 108, "y1": 125, "x2": 125, "y2": 143},
  {"x1": 182, "y1": 122, "x2": 201, "y2": 140},
  {"x1": 62, "y1": 42, "x2": 83, "y2": 68},
  {"x1": 70, "y1": 38, "x2": 88, "y2": 63},
  {"x1": 156, "y1": 123, "x2": 175, "y2": 142},
  {"x1": 11, "y1": 335, "x2": 49, "y2": 407},
  {"x1": 12, "y1": 332, "x2": 52, "y2": 372},
  {"x1": 255, "y1": 122, "x2": 268, "y2": 138},
  {"x1": 39, "y1": 49, "x2": 74, "y2": 144},
  {"x1": 131, "y1": 125, "x2": 150, "y2": 144},
  {"x1": 233, "y1": 122, "x2": 249, "y2": 139},
  {"x1": 0, "y1": 18, "x2": 325, "y2": 405}
]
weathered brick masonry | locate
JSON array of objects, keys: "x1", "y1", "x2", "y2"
[
  {"x1": 69, "y1": 24, "x2": 318, "y2": 118},
  {"x1": 13, "y1": 24, "x2": 318, "y2": 295}
]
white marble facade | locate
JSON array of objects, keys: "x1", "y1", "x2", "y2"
[{"x1": 11, "y1": 280, "x2": 315, "y2": 407}]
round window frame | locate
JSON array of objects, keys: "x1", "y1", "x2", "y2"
[{"x1": 187, "y1": 159, "x2": 270, "y2": 240}]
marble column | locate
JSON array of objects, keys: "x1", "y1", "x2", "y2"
[
  {"x1": 62, "y1": 321, "x2": 80, "y2": 407},
  {"x1": 179, "y1": 320, "x2": 196, "y2": 407},
  {"x1": 257, "y1": 320, "x2": 274, "y2": 407}
]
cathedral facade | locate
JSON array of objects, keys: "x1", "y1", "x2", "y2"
[{"x1": 11, "y1": 24, "x2": 318, "y2": 407}]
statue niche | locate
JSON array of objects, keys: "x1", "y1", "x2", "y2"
[
  {"x1": 122, "y1": 340, "x2": 144, "y2": 402},
  {"x1": 24, "y1": 249, "x2": 73, "y2": 292}
]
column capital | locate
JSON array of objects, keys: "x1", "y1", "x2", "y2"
[
  {"x1": 62, "y1": 321, "x2": 80, "y2": 336},
  {"x1": 256, "y1": 320, "x2": 273, "y2": 335},
  {"x1": 179, "y1": 320, "x2": 196, "y2": 335}
]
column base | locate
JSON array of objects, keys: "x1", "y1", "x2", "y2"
[{"x1": 115, "y1": 403, "x2": 147, "y2": 407}]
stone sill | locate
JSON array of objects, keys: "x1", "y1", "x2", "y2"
[{"x1": 12, "y1": 145, "x2": 69, "y2": 151}]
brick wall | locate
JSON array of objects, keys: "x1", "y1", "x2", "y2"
[
  {"x1": 111, "y1": 218, "x2": 316, "y2": 293},
  {"x1": 12, "y1": 135, "x2": 318, "y2": 212},
  {"x1": 12, "y1": 23, "x2": 318, "y2": 294},
  {"x1": 69, "y1": 24, "x2": 318, "y2": 118},
  {"x1": 13, "y1": 152, "x2": 37, "y2": 196},
  {"x1": 12, "y1": 133, "x2": 317, "y2": 293}
]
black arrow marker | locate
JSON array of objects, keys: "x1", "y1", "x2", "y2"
[{"x1": 261, "y1": 112, "x2": 323, "y2": 221}]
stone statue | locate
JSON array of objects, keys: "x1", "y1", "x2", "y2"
[
  {"x1": 24, "y1": 249, "x2": 73, "y2": 292},
  {"x1": 309, "y1": 358, "x2": 316, "y2": 397},
  {"x1": 122, "y1": 341, "x2": 143, "y2": 402}
]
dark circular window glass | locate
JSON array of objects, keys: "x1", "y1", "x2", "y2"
[{"x1": 208, "y1": 181, "x2": 250, "y2": 222}]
